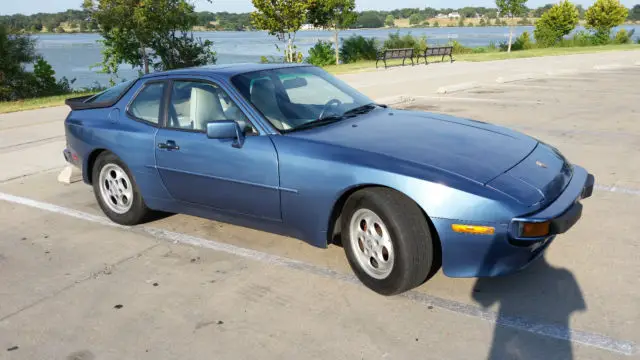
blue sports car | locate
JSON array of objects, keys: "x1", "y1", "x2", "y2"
[{"x1": 63, "y1": 63, "x2": 594, "y2": 295}]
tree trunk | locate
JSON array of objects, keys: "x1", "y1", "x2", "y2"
[
  {"x1": 507, "y1": 18, "x2": 513, "y2": 53},
  {"x1": 334, "y1": 29, "x2": 339, "y2": 65},
  {"x1": 287, "y1": 37, "x2": 293, "y2": 63},
  {"x1": 141, "y1": 46, "x2": 149, "y2": 74}
]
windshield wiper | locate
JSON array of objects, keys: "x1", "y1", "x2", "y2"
[
  {"x1": 283, "y1": 103, "x2": 387, "y2": 133},
  {"x1": 285, "y1": 115, "x2": 346, "y2": 132},
  {"x1": 342, "y1": 103, "x2": 386, "y2": 116}
]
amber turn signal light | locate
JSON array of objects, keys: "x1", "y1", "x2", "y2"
[
  {"x1": 451, "y1": 224, "x2": 495, "y2": 235},
  {"x1": 519, "y1": 221, "x2": 550, "y2": 238}
]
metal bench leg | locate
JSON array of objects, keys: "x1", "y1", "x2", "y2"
[
  {"x1": 384, "y1": 59, "x2": 388, "y2": 69},
  {"x1": 410, "y1": 57, "x2": 414, "y2": 66},
  {"x1": 450, "y1": 54, "x2": 454, "y2": 63},
  {"x1": 441, "y1": 55, "x2": 445, "y2": 62}
]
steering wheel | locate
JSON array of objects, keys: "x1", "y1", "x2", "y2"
[{"x1": 318, "y1": 99, "x2": 342, "y2": 120}]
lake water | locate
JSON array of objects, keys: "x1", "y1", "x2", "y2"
[{"x1": 33, "y1": 25, "x2": 640, "y2": 88}]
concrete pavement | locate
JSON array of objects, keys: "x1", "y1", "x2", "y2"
[{"x1": 1, "y1": 52, "x2": 640, "y2": 359}]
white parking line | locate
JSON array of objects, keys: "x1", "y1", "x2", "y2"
[
  {"x1": 595, "y1": 184, "x2": 640, "y2": 196},
  {"x1": 0, "y1": 191, "x2": 636, "y2": 356}
]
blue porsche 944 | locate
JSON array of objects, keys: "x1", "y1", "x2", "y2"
[{"x1": 63, "y1": 63, "x2": 594, "y2": 295}]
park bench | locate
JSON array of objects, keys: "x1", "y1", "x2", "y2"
[
  {"x1": 416, "y1": 46, "x2": 454, "y2": 65},
  {"x1": 376, "y1": 48, "x2": 414, "y2": 69}
]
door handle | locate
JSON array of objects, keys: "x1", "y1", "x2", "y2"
[{"x1": 158, "y1": 140, "x2": 180, "y2": 150}]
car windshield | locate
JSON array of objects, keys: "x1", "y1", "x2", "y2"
[{"x1": 231, "y1": 66, "x2": 375, "y2": 132}]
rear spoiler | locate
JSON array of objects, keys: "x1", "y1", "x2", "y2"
[{"x1": 65, "y1": 94, "x2": 98, "y2": 110}]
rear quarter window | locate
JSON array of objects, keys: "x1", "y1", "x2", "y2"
[{"x1": 86, "y1": 80, "x2": 136, "y2": 104}]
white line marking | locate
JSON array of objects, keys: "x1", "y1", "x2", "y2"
[
  {"x1": 0, "y1": 191, "x2": 636, "y2": 356},
  {"x1": 413, "y1": 95, "x2": 543, "y2": 105},
  {"x1": 595, "y1": 184, "x2": 640, "y2": 196}
]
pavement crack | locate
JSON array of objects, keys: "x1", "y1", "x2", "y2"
[{"x1": 0, "y1": 243, "x2": 161, "y2": 323}]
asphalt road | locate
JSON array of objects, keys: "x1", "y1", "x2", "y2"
[{"x1": 1, "y1": 56, "x2": 639, "y2": 360}]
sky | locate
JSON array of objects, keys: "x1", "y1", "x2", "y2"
[{"x1": 2, "y1": 0, "x2": 637, "y2": 16}]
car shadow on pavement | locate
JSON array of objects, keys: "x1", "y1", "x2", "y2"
[{"x1": 472, "y1": 251, "x2": 586, "y2": 360}]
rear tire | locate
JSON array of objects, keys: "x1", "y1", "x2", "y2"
[
  {"x1": 92, "y1": 151, "x2": 151, "y2": 225},
  {"x1": 341, "y1": 187, "x2": 433, "y2": 295}
]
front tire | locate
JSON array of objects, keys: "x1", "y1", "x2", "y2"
[
  {"x1": 341, "y1": 188, "x2": 434, "y2": 295},
  {"x1": 92, "y1": 151, "x2": 151, "y2": 225}
]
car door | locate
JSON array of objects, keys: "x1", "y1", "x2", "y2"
[{"x1": 154, "y1": 78, "x2": 281, "y2": 221}]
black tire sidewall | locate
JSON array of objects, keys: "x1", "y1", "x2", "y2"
[
  {"x1": 341, "y1": 189, "x2": 433, "y2": 295},
  {"x1": 92, "y1": 152, "x2": 149, "y2": 225}
]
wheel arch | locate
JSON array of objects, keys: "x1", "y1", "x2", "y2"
[
  {"x1": 84, "y1": 148, "x2": 109, "y2": 184},
  {"x1": 327, "y1": 184, "x2": 442, "y2": 276}
]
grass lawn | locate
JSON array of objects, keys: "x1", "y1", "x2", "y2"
[
  {"x1": 0, "y1": 92, "x2": 96, "y2": 114},
  {"x1": 323, "y1": 44, "x2": 640, "y2": 74}
]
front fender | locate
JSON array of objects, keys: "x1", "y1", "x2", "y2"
[{"x1": 273, "y1": 136, "x2": 524, "y2": 248}]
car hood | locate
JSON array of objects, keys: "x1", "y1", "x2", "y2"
[{"x1": 288, "y1": 109, "x2": 538, "y2": 185}]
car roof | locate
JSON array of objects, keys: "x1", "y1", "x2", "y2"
[{"x1": 142, "y1": 63, "x2": 313, "y2": 80}]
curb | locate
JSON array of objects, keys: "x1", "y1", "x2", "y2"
[
  {"x1": 496, "y1": 73, "x2": 535, "y2": 83},
  {"x1": 57, "y1": 166, "x2": 82, "y2": 185},
  {"x1": 436, "y1": 82, "x2": 480, "y2": 94}
]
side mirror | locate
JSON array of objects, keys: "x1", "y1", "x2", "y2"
[{"x1": 206, "y1": 120, "x2": 245, "y2": 148}]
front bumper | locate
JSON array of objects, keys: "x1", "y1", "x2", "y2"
[{"x1": 435, "y1": 165, "x2": 595, "y2": 278}]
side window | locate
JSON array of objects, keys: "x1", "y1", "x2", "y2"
[
  {"x1": 128, "y1": 82, "x2": 165, "y2": 125},
  {"x1": 167, "y1": 80, "x2": 256, "y2": 134}
]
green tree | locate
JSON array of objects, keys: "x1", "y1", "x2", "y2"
[
  {"x1": 307, "y1": 0, "x2": 356, "y2": 65},
  {"x1": 78, "y1": 21, "x2": 87, "y2": 32},
  {"x1": 585, "y1": 0, "x2": 628, "y2": 41},
  {"x1": 534, "y1": 0, "x2": 579, "y2": 46},
  {"x1": 385, "y1": 14, "x2": 395, "y2": 27},
  {"x1": 251, "y1": 0, "x2": 308, "y2": 63},
  {"x1": 629, "y1": 5, "x2": 640, "y2": 21},
  {"x1": 355, "y1": 11, "x2": 384, "y2": 28},
  {"x1": 83, "y1": 0, "x2": 214, "y2": 81},
  {"x1": 0, "y1": 25, "x2": 71, "y2": 100},
  {"x1": 408, "y1": 13, "x2": 422, "y2": 25},
  {"x1": 479, "y1": 17, "x2": 487, "y2": 26},
  {"x1": 496, "y1": 0, "x2": 528, "y2": 52}
]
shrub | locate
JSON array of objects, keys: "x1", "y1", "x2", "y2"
[
  {"x1": 306, "y1": 40, "x2": 335, "y2": 66},
  {"x1": 585, "y1": 0, "x2": 628, "y2": 39},
  {"x1": 448, "y1": 40, "x2": 473, "y2": 54},
  {"x1": 613, "y1": 28, "x2": 635, "y2": 44},
  {"x1": 339, "y1": 35, "x2": 379, "y2": 63},
  {"x1": 383, "y1": 31, "x2": 427, "y2": 53},
  {"x1": 559, "y1": 30, "x2": 600, "y2": 46},
  {"x1": 534, "y1": 0, "x2": 580, "y2": 47},
  {"x1": 512, "y1": 31, "x2": 533, "y2": 50}
]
